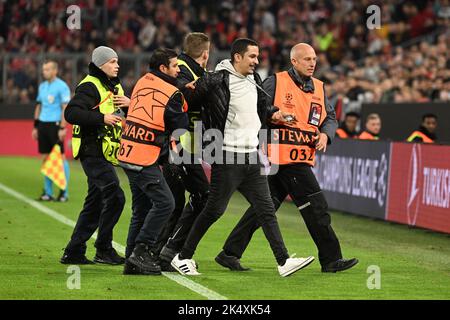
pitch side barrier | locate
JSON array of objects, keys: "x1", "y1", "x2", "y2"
[{"x1": 313, "y1": 139, "x2": 450, "y2": 234}]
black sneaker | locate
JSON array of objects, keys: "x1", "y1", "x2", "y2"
[
  {"x1": 321, "y1": 258, "x2": 359, "y2": 273},
  {"x1": 57, "y1": 190, "x2": 68, "y2": 202},
  {"x1": 159, "y1": 245, "x2": 177, "y2": 264},
  {"x1": 60, "y1": 253, "x2": 95, "y2": 265},
  {"x1": 38, "y1": 193, "x2": 54, "y2": 201},
  {"x1": 215, "y1": 251, "x2": 251, "y2": 271},
  {"x1": 160, "y1": 259, "x2": 177, "y2": 272},
  {"x1": 94, "y1": 248, "x2": 125, "y2": 265},
  {"x1": 123, "y1": 259, "x2": 156, "y2": 275},
  {"x1": 127, "y1": 243, "x2": 161, "y2": 275}
]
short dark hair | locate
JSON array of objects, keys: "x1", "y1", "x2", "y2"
[
  {"x1": 184, "y1": 32, "x2": 210, "y2": 59},
  {"x1": 345, "y1": 112, "x2": 360, "y2": 119},
  {"x1": 230, "y1": 38, "x2": 259, "y2": 63},
  {"x1": 43, "y1": 60, "x2": 58, "y2": 69},
  {"x1": 149, "y1": 48, "x2": 178, "y2": 71},
  {"x1": 422, "y1": 113, "x2": 437, "y2": 121}
]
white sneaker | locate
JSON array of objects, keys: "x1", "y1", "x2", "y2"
[
  {"x1": 171, "y1": 254, "x2": 201, "y2": 275},
  {"x1": 278, "y1": 255, "x2": 315, "y2": 277}
]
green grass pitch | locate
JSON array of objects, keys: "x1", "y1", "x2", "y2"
[{"x1": 0, "y1": 156, "x2": 449, "y2": 300}]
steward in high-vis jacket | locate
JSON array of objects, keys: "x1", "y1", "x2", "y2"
[
  {"x1": 407, "y1": 113, "x2": 437, "y2": 143},
  {"x1": 358, "y1": 113, "x2": 381, "y2": 141},
  {"x1": 220, "y1": 43, "x2": 358, "y2": 273},
  {"x1": 335, "y1": 112, "x2": 359, "y2": 139},
  {"x1": 61, "y1": 46, "x2": 128, "y2": 266},
  {"x1": 119, "y1": 48, "x2": 189, "y2": 276}
]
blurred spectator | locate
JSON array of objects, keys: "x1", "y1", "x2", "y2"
[
  {"x1": 359, "y1": 113, "x2": 382, "y2": 140},
  {"x1": 406, "y1": 113, "x2": 438, "y2": 143},
  {"x1": 336, "y1": 112, "x2": 360, "y2": 139}
]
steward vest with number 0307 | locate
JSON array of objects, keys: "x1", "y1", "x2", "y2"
[
  {"x1": 118, "y1": 72, "x2": 186, "y2": 166},
  {"x1": 268, "y1": 72, "x2": 327, "y2": 166},
  {"x1": 72, "y1": 75, "x2": 124, "y2": 165}
]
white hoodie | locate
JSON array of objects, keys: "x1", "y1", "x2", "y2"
[{"x1": 215, "y1": 59, "x2": 261, "y2": 153}]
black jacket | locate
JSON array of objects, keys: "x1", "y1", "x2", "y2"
[
  {"x1": 177, "y1": 53, "x2": 206, "y2": 130},
  {"x1": 262, "y1": 67, "x2": 338, "y2": 143},
  {"x1": 65, "y1": 63, "x2": 123, "y2": 158},
  {"x1": 177, "y1": 52, "x2": 205, "y2": 92},
  {"x1": 411, "y1": 126, "x2": 437, "y2": 142},
  {"x1": 184, "y1": 69, "x2": 277, "y2": 135}
]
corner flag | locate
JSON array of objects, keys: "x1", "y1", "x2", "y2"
[{"x1": 40, "y1": 144, "x2": 67, "y2": 190}]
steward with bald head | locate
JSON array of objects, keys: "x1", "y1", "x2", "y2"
[{"x1": 220, "y1": 43, "x2": 358, "y2": 274}]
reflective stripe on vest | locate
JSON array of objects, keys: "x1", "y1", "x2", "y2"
[
  {"x1": 177, "y1": 58, "x2": 201, "y2": 154},
  {"x1": 268, "y1": 72, "x2": 327, "y2": 166},
  {"x1": 177, "y1": 59, "x2": 199, "y2": 81},
  {"x1": 358, "y1": 131, "x2": 378, "y2": 140},
  {"x1": 71, "y1": 75, "x2": 124, "y2": 165},
  {"x1": 407, "y1": 131, "x2": 434, "y2": 143},
  {"x1": 336, "y1": 128, "x2": 349, "y2": 138},
  {"x1": 118, "y1": 72, "x2": 180, "y2": 166}
]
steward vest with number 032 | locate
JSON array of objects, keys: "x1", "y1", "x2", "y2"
[
  {"x1": 268, "y1": 72, "x2": 327, "y2": 166},
  {"x1": 72, "y1": 75, "x2": 124, "y2": 165},
  {"x1": 118, "y1": 72, "x2": 186, "y2": 166},
  {"x1": 177, "y1": 58, "x2": 202, "y2": 154}
]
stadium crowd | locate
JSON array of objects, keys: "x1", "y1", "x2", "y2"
[{"x1": 0, "y1": 0, "x2": 449, "y2": 112}]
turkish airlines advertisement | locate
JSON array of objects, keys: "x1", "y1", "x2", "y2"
[{"x1": 387, "y1": 143, "x2": 450, "y2": 234}]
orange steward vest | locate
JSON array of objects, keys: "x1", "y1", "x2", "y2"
[
  {"x1": 407, "y1": 131, "x2": 434, "y2": 143},
  {"x1": 118, "y1": 72, "x2": 186, "y2": 166},
  {"x1": 336, "y1": 128, "x2": 349, "y2": 138},
  {"x1": 358, "y1": 131, "x2": 379, "y2": 140},
  {"x1": 268, "y1": 72, "x2": 327, "y2": 166}
]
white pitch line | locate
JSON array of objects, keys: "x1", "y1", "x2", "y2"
[{"x1": 0, "y1": 182, "x2": 227, "y2": 300}]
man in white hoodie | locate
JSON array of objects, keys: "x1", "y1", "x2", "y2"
[{"x1": 171, "y1": 38, "x2": 315, "y2": 277}]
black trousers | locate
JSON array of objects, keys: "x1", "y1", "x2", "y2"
[
  {"x1": 180, "y1": 153, "x2": 289, "y2": 265},
  {"x1": 124, "y1": 164, "x2": 175, "y2": 258},
  {"x1": 223, "y1": 163, "x2": 342, "y2": 266},
  {"x1": 64, "y1": 156, "x2": 125, "y2": 255},
  {"x1": 155, "y1": 161, "x2": 209, "y2": 254}
]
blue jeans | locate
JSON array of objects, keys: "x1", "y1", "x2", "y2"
[{"x1": 124, "y1": 164, "x2": 175, "y2": 257}]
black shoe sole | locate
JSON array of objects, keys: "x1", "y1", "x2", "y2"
[
  {"x1": 93, "y1": 257, "x2": 125, "y2": 265},
  {"x1": 215, "y1": 255, "x2": 251, "y2": 271},
  {"x1": 60, "y1": 258, "x2": 95, "y2": 265},
  {"x1": 159, "y1": 246, "x2": 177, "y2": 264},
  {"x1": 123, "y1": 268, "x2": 160, "y2": 275},
  {"x1": 160, "y1": 261, "x2": 177, "y2": 272},
  {"x1": 127, "y1": 257, "x2": 161, "y2": 275},
  {"x1": 322, "y1": 259, "x2": 359, "y2": 273}
]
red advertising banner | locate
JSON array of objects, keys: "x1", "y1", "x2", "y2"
[
  {"x1": 0, "y1": 120, "x2": 73, "y2": 158},
  {"x1": 387, "y1": 142, "x2": 450, "y2": 234}
]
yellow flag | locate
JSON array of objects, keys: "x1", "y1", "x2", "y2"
[{"x1": 40, "y1": 144, "x2": 67, "y2": 190}]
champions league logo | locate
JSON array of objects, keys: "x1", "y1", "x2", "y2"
[{"x1": 377, "y1": 153, "x2": 388, "y2": 207}]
